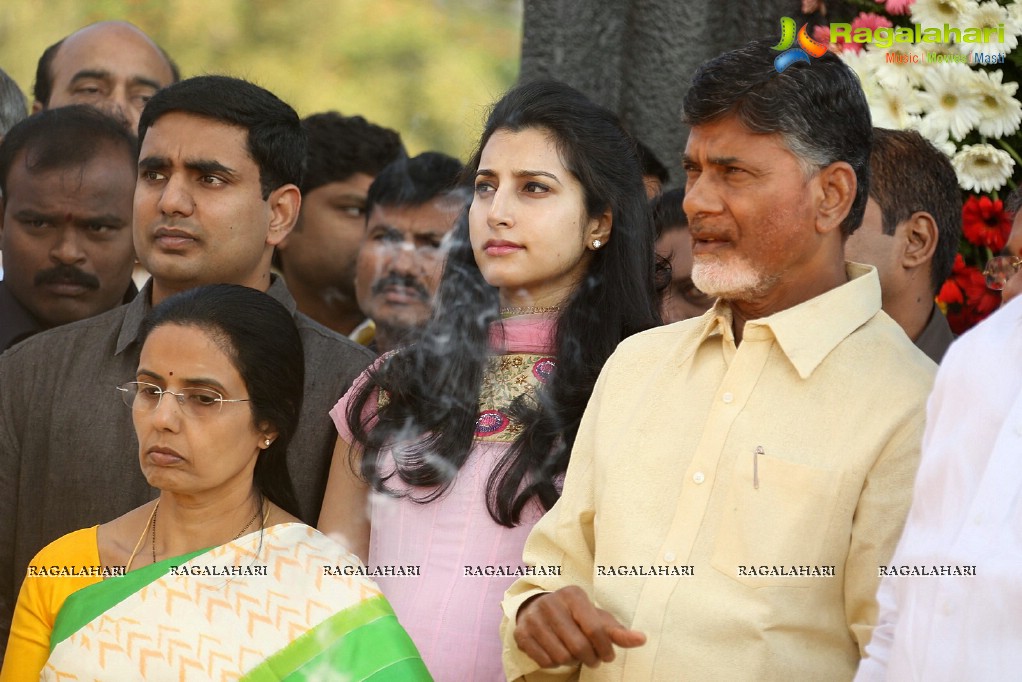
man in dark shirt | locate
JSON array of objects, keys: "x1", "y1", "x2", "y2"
[
  {"x1": 0, "y1": 76, "x2": 374, "y2": 656},
  {"x1": 275, "y1": 112, "x2": 404, "y2": 335},
  {"x1": 0, "y1": 106, "x2": 138, "y2": 351}
]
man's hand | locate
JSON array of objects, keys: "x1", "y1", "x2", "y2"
[{"x1": 514, "y1": 586, "x2": 646, "y2": 669}]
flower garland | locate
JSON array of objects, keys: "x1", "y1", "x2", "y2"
[{"x1": 812, "y1": 0, "x2": 1022, "y2": 333}]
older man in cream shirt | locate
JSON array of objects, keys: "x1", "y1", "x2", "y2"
[{"x1": 501, "y1": 40, "x2": 936, "y2": 681}]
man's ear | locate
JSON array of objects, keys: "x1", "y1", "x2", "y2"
[
  {"x1": 265, "y1": 184, "x2": 301, "y2": 248},
  {"x1": 900, "y1": 211, "x2": 939, "y2": 270},
  {"x1": 276, "y1": 223, "x2": 295, "y2": 252},
  {"x1": 816, "y1": 161, "x2": 856, "y2": 235}
]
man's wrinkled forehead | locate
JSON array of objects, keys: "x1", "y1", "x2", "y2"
[
  {"x1": 684, "y1": 118, "x2": 791, "y2": 165},
  {"x1": 50, "y1": 23, "x2": 174, "y2": 91}
]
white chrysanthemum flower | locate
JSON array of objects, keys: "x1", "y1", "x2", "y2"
[
  {"x1": 872, "y1": 46, "x2": 928, "y2": 90},
  {"x1": 869, "y1": 85, "x2": 924, "y2": 129},
  {"x1": 915, "y1": 63, "x2": 983, "y2": 140},
  {"x1": 916, "y1": 113, "x2": 957, "y2": 153},
  {"x1": 911, "y1": 0, "x2": 979, "y2": 29},
  {"x1": 1009, "y1": 0, "x2": 1022, "y2": 25},
  {"x1": 913, "y1": 115, "x2": 959, "y2": 155},
  {"x1": 840, "y1": 48, "x2": 889, "y2": 99},
  {"x1": 955, "y1": 1, "x2": 1019, "y2": 56},
  {"x1": 922, "y1": 42, "x2": 958, "y2": 56},
  {"x1": 951, "y1": 143, "x2": 1015, "y2": 192},
  {"x1": 974, "y1": 69, "x2": 1022, "y2": 138},
  {"x1": 919, "y1": 41, "x2": 968, "y2": 65},
  {"x1": 933, "y1": 137, "x2": 959, "y2": 156}
]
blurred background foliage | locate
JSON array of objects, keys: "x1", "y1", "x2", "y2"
[{"x1": 0, "y1": 0, "x2": 523, "y2": 160}]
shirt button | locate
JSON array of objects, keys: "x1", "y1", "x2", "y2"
[
  {"x1": 722, "y1": 392, "x2": 734, "y2": 404},
  {"x1": 664, "y1": 552, "x2": 676, "y2": 562},
  {"x1": 941, "y1": 602, "x2": 953, "y2": 616},
  {"x1": 693, "y1": 471, "x2": 705, "y2": 484}
]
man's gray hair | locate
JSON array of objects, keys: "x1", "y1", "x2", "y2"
[{"x1": 0, "y1": 68, "x2": 27, "y2": 138}]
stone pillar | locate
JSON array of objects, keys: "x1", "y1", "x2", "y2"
[{"x1": 520, "y1": 0, "x2": 800, "y2": 186}]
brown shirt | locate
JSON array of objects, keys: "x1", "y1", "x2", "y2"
[
  {"x1": 0, "y1": 281, "x2": 138, "y2": 352},
  {"x1": 0, "y1": 277, "x2": 374, "y2": 656},
  {"x1": 0, "y1": 282, "x2": 40, "y2": 353}
]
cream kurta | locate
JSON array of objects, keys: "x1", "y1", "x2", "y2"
[{"x1": 502, "y1": 264, "x2": 936, "y2": 681}]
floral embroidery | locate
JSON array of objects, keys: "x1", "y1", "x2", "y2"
[
  {"x1": 475, "y1": 410, "x2": 509, "y2": 436},
  {"x1": 475, "y1": 353, "x2": 556, "y2": 442},
  {"x1": 532, "y1": 358, "x2": 555, "y2": 383}
]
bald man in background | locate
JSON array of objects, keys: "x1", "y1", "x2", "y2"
[{"x1": 32, "y1": 20, "x2": 178, "y2": 133}]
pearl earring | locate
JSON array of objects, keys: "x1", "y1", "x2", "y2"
[
  {"x1": 592, "y1": 239, "x2": 603, "y2": 249},
  {"x1": 264, "y1": 438, "x2": 271, "y2": 447}
]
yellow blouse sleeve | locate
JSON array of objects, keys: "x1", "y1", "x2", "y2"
[{"x1": 0, "y1": 526, "x2": 102, "y2": 681}]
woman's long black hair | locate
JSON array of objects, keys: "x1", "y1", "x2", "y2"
[{"x1": 347, "y1": 79, "x2": 662, "y2": 527}]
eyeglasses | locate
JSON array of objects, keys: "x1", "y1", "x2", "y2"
[
  {"x1": 116, "y1": 381, "x2": 250, "y2": 418},
  {"x1": 982, "y1": 255, "x2": 1022, "y2": 291}
]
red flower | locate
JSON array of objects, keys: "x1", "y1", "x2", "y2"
[
  {"x1": 937, "y1": 254, "x2": 1000, "y2": 334},
  {"x1": 962, "y1": 195, "x2": 1013, "y2": 251},
  {"x1": 879, "y1": 0, "x2": 914, "y2": 16},
  {"x1": 937, "y1": 277, "x2": 963, "y2": 306}
]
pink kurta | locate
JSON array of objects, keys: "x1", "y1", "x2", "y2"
[{"x1": 329, "y1": 315, "x2": 557, "y2": 681}]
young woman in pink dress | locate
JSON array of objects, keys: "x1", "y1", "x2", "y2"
[{"x1": 319, "y1": 79, "x2": 662, "y2": 680}]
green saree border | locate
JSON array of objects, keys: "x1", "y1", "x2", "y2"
[
  {"x1": 241, "y1": 595, "x2": 432, "y2": 681},
  {"x1": 49, "y1": 546, "x2": 209, "y2": 652}
]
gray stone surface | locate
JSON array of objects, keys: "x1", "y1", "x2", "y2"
[{"x1": 520, "y1": 0, "x2": 800, "y2": 186}]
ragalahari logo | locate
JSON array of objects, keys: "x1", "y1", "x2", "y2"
[{"x1": 772, "y1": 17, "x2": 828, "y2": 73}]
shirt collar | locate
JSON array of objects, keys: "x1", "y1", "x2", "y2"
[
  {"x1": 115, "y1": 275, "x2": 297, "y2": 356},
  {"x1": 699, "y1": 262, "x2": 881, "y2": 379},
  {"x1": 115, "y1": 278, "x2": 154, "y2": 355}
]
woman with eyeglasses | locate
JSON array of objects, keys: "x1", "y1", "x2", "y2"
[{"x1": 0, "y1": 284, "x2": 429, "y2": 681}]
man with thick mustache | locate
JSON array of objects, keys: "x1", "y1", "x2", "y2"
[
  {"x1": 502, "y1": 40, "x2": 936, "y2": 680},
  {"x1": 0, "y1": 76, "x2": 374, "y2": 657},
  {"x1": 0, "y1": 106, "x2": 137, "y2": 351},
  {"x1": 351, "y1": 151, "x2": 467, "y2": 354}
]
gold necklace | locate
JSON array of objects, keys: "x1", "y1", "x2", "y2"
[
  {"x1": 229, "y1": 494, "x2": 265, "y2": 541},
  {"x1": 125, "y1": 501, "x2": 159, "y2": 572},
  {"x1": 499, "y1": 306, "x2": 561, "y2": 318},
  {"x1": 129, "y1": 496, "x2": 264, "y2": 568}
]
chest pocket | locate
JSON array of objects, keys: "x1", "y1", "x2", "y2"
[{"x1": 710, "y1": 451, "x2": 841, "y2": 587}]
